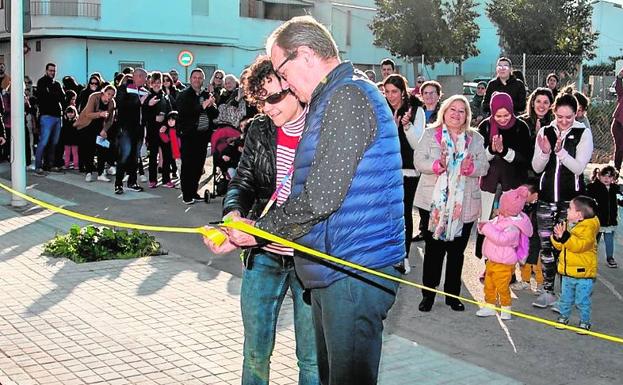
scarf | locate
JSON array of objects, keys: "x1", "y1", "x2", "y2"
[
  {"x1": 429, "y1": 126, "x2": 469, "y2": 241},
  {"x1": 488, "y1": 92, "x2": 516, "y2": 140}
]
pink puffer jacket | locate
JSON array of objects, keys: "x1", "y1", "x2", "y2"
[{"x1": 480, "y1": 212, "x2": 533, "y2": 265}]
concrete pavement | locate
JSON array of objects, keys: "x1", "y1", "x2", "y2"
[{"x1": 0, "y1": 165, "x2": 523, "y2": 384}]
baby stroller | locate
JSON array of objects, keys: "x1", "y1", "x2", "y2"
[{"x1": 207, "y1": 125, "x2": 242, "y2": 201}]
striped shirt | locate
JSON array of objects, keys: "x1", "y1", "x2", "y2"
[{"x1": 262, "y1": 106, "x2": 308, "y2": 256}]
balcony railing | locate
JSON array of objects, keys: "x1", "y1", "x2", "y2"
[{"x1": 30, "y1": 1, "x2": 101, "y2": 20}]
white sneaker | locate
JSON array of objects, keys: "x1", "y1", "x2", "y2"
[
  {"x1": 510, "y1": 281, "x2": 530, "y2": 291},
  {"x1": 532, "y1": 292, "x2": 557, "y2": 308},
  {"x1": 476, "y1": 307, "x2": 497, "y2": 317},
  {"x1": 123, "y1": 175, "x2": 129, "y2": 182},
  {"x1": 97, "y1": 174, "x2": 110, "y2": 182},
  {"x1": 500, "y1": 306, "x2": 512, "y2": 320},
  {"x1": 107, "y1": 166, "x2": 116, "y2": 176},
  {"x1": 402, "y1": 258, "x2": 411, "y2": 275},
  {"x1": 139, "y1": 175, "x2": 148, "y2": 183},
  {"x1": 27, "y1": 164, "x2": 36, "y2": 171},
  {"x1": 85, "y1": 173, "x2": 93, "y2": 182}
]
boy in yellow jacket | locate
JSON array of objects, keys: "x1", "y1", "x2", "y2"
[{"x1": 551, "y1": 196, "x2": 600, "y2": 334}]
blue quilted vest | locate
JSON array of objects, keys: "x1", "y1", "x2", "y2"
[{"x1": 291, "y1": 62, "x2": 405, "y2": 288}]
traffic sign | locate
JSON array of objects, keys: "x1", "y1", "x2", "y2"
[{"x1": 178, "y1": 50, "x2": 194, "y2": 67}]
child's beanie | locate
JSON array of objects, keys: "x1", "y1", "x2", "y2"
[{"x1": 499, "y1": 186, "x2": 529, "y2": 217}]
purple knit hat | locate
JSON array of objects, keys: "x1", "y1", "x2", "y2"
[{"x1": 489, "y1": 92, "x2": 516, "y2": 139}]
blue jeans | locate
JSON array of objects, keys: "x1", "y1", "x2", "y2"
[
  {"x1": 310, "y1": 265, "x2": 399, "y2": 385},
  {"x1": 240, "y1": 252, "x2": 318, "y2": 385},
  {"x1": 597, "y1": 232, "x2": 614, "y2": 258},
  {"x1": 35, "y1": 115, "x2": 62, "y2": 169},
  {"x1": 559, "y1": 276, "x2": 594, "y2": 323},
  {"x1": 115, "y1": 129, "x2": 139, "y2": 187}
]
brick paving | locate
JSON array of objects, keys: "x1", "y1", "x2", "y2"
[{"x1": 0, "y1": 180, "x2": 520, "y2": 385}]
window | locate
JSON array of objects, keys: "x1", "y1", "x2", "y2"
[
  {"x1": 0, "y1": 0, "x2": 4, "y2": 10},
  {"x1": 240, "y1": 0, "x2": 312, "y2": 21},
  {"x1": 118, "y1": 61, "x2": 144, "y2": 73},
  {"x1": 192, "y1": 0, "x2": 209, "y2": 16},
  {"x1": 197, "y1": 64, "x2": 217, "y2": 86}
]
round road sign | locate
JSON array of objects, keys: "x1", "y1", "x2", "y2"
[{"x1": 178, "y1": 50, "x2": 194, "y2": 67}]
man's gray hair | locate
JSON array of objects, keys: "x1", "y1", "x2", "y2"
[
  {"x1": 133, "y1": 68, "x2": 148, "y2": 76},
  {"x1": 266, "y1": 15, "x2": 339, "y2": 60}
]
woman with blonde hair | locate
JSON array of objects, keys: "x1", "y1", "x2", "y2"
[{"x1": 414, "y1": 95, "x2": 489, "y2": 312}]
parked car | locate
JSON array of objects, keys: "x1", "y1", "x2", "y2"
[{"x1": 463, "y1": 82, "x2": 479, "y2": 96}]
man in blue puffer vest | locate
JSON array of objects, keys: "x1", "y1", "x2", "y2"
[{"x1": 227, "y1": 16, "x2": 405, "y2": 385}]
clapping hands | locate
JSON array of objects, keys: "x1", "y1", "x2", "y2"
[{"x1": 553, "y1": 221, "x2": 567, "y2": 239}]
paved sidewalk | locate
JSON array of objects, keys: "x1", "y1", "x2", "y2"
[{"x1": 0, "y1": 186, "x2": 521, "y2": 384}]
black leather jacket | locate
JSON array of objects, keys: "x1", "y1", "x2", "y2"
[{"x1": 222, "y1": 114, "x2": 276, "y2": 220}]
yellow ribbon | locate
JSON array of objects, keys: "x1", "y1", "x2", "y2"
[
  {"x1": 0, "y1": 182, "x2": 227, "y2": 245},
  {"x1": 1, "y1": 181, "x2": 622, "y2": 344}
]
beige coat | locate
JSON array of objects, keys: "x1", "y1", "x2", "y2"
[
  {"x1": 74, "y1": 91, "x2": 115, "y2": 131},
  {"x1": 414, "y1": 126, "x2": 489, "y2": 224}
]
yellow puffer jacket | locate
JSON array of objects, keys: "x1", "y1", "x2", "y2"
[{"x1": 551, "y1": 217, "x2": 600, "y2": 278}]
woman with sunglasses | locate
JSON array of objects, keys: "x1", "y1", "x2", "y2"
[
  {"x1": 208, "y1": 69, "x2": 225, "y2": 105},
  {"x1": 162, "y1": 73, "x2": 179, "y2": 104},
  {"x1": 204, "y1": 55, "x2": 318, "y2": 385},
  {"x1": 77, "y1": 75, "x2": 102, "y2": 113},
  {"x1": 482, "y1": 57, "x2": 527, "y2": 116},
  {"x1": 383, "y1": 74, "x2": 426, "y2": 274}
]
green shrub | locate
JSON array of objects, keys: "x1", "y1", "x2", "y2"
[{"x1": 44, "y1": 225, "x2": 166, "y2": 263}]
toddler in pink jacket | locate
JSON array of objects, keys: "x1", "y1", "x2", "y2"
[{"x1": 476, "y1": 186, "x2": 533, "y2": 320}]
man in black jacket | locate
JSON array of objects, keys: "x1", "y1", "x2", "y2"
[
  {"x1": 34, "y1": 63, "x2": 65, "y2": 175},
  {"x1": 204, "y1": 55, "x2": 318, "y2": 385},
  {"x1": 114, "y1": 68, "x2": 148, "y2": 194},
  {"x1": 175, "y1": 68, "x2": 217, "y2": 204},
  {"x1": 482, "y1": 57, "x2": 527, "y2": 116}
]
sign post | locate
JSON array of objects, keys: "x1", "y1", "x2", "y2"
[
  {"x1": 178, "y1": 50, "x2": 194, "y2": 83},
  {"x1": 10, "y1": 0, "x2": 27, "y2": 206}
]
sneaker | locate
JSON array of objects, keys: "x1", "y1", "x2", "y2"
[
  {"x1": 577, "y1": 321, "x2": 591, "y2": 335},
  {"x1": 532, "y1": 292, "x2": 557, "y2": 308},
  {"x1": 97, "y1": 174, "x2": 110, "y2": 182},
  {"x1": 402, "y1": 258, "x2": 411, "y2": 274},
  {"x1": 114, "y1": 186, "x2": 124, "y2": 195},
  {"x1": 149, "y1": 181, "x2": 157, "y2": 188},
  {"x1": 555, "y1": 316, "x2": 569, "y2": 330},
  {"x1": 551, "y1": 301, "x2": 560, "y2": 314},
  {"x1": 171, "y1": 172, "x2": 178, "y2": 179},
  {"x1": 510, "y1": 281, "x2": 530, "y2": 291},
  {"x1": 34, "y1": 168, "x2": 47, "y2": 176},
  {"x1": 183, "y1": 198, "x2": 195, "y2": 205},
  {"x1": 107, "y1": 166, "x2": 116, "y2": 176},
  {"x1": 476, "y1": 306, "x2": 497, "y2": 317},
  {"x1": 85, "y1": 173, "x2": 93, "y2": 182},
  {"x1": 500, "y1": 306, "x2": 512, "y2": 320},
  {"x1": 606, "y1": 257, "x2": 618, "y2": 268},
  {"x1": 123, "y1": 175, "x2": 129, "y2": 182},
  {"x1": 49, "y1": 166, "x2": 64, "y2": 173},
  {"x1": 27, "y1": 164, "x2": 36, "y2": 171},
  {"x1": 139, "y1": 175, "x2": 148, "y2": 183},
  {"x1": 163, "y1": 182, "x2": 175, "y2": 188},
  {"x1": 533, "y1": 285, "x2": 544, "y2": 295},
  {"x1": 127, "y1": 184, "x2": 144, "y2": 192}
]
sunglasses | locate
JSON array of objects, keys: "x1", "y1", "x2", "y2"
[
  {"x1": 215, "y1": 75, "x2": 223, "y2": 79},
  {"x1": 258, "y1": 88, "x2": 291, "y2": 107},
  {"x1": 89, "y1": 82, "x2": 99, "y2": 86},
  {"x1": 417, "y1": 80, "x2": 424, "y2": 84}
]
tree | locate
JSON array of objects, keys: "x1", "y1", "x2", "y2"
[
  {"x1": 486, "y1": 0, "x2": 598, "y2": 60},
  {"x1": 370, "y1": 0, "x2": 480, "y2": 66}
]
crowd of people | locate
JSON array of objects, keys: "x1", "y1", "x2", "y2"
[
  {"x1": 1, "y1": 15, "x2": 623, "y2": 385},
  {"x1": 0, "y1": 62, "x2": 254, "y2": 203}
]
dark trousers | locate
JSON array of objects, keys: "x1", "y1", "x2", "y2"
[
  {"x1": 311, "y1": 265, "x2": 399, "y2": 385},
  {"x1": 115, "y1": 129, "x2": 139, "y2": 187},
  {"x1": 612, "y1": 119, "x2": 623, "y2": 170},
  {"x1": 419, "y1": 208, "x2": 473, "y2": 302},
  {"x1": 180, "y1": 133, "x2": 209, "y2": 201},
  {"x1": 536, "y1": 200, "x2": 568, "y2": 293},
  {"x1": 147, "y1": 134, "x2": 172, "y2": 184},
  {"x1": 79, "y1": 127, "x2": 105, "y2": 175},
  {"x1": 403, "y1": 176, "x2": 418, "y2": 257}
]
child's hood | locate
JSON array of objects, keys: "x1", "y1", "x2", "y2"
[{"x1": 497, "y1": 212, "x2": 533, "y2": 237}]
